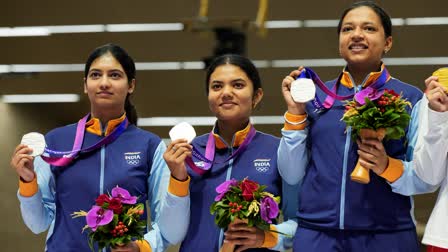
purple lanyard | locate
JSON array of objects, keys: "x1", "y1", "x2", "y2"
[
  {"x1": 41, "y1": 113, "x2": 128, "y2": 167},
  {"x1": 186, "y1": 125, "x2": 256, "y2": 175},
  {"x1": 300, "y1": 67, "x2": 390, "y2": 110}
]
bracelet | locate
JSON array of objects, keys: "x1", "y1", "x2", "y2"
[{"x1": 283, "y1": 111, "x2": 307, "y2": 125}]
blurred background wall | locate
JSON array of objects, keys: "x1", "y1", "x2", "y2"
[{"x1": 1, "y1": 0, "x2": 446, "y2": 251}]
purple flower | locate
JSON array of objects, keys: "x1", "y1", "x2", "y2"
[
  {"x1": 215, "y1": 179, "x2": 238, "y2": 201},
  {"x1": 111, "y1": 186, "x2": 137, "y2": 204},
  {"x1": 354, "y1": 87, "x2": 385, "y2": 105},
  {"x1": 260, "y1": 197, "x2": 279, "y2": 224},
  {"x1": 86, "y1": 206, "x2": 113, "y2": 231}
]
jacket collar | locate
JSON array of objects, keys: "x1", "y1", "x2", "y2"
[
  {"x1": 85, "y1": 113, "x2": 127, "y2": 136},
  {"x1": 212, "y1": 122, "x2": 252, "y2": 149},
  {"x1": 340, "y1": 63, "x2": 390, "y2": 88}
]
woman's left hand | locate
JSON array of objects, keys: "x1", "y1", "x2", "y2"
[
  {"x1": 224, "y1": 221, "x2": 265, "y2": 252},
  {"x1": 425, "y1": 75, "x2": 448, "y2": 112},
  {"x1": 356, "y1": 138, "x2": 389, "y2": 175},
  {"x1": 111, "y1": 242, "x2": 139, "y2": 252}
]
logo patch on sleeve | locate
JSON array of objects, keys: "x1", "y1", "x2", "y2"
[
  {"x1": 253, "y1": 159, "x2": 271, "y2": 173},
  {"x1": 124, "y1": 152, "x2": 141, "y2": 166}
]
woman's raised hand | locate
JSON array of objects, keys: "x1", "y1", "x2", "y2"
[
  {"x1": 163, "y1": 139, "x2": 192, "y2": 181},
  {"x1": 425, "y1": 75, "x2": 448, "y2": 112},
  {"x1": 282, "y1": 66, "x2": 307, "y2": 115},
  {"x1": 10, "y1": 144, "x2": 35, "y2": 182}
]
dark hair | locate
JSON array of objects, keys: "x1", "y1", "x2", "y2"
[
  {"x1": 337, "y1": 1, "x2": 392, "y2": 38},
  {"x1": 205, "y1": 54, "x2": 262, "y2": 96},
  {"x1": 84, "y1": 43, "x2": 138, "y2": 125}
]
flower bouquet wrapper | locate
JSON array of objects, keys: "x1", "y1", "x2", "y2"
[{"x1": 351, "y1": 128, "x2": 386, "y2": 184}]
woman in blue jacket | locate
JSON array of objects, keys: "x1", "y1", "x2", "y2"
[
  {"x1": 164, "y1": 54, "x2": 299, "y2": 252},
  {"x1": 10, "y1": 43, "x2": 189, "y2": 252},
  {"x1": 278, "y1": 1, "x2": 434, "y2": 251}
]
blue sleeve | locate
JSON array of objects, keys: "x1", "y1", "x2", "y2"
[
  {"x1": 17, "y1": 156, "x2": 56, "y2": 234},
  {"x1": 389, "y1": 99, "x2": 439, "y2": 195},
  {"x1": 270, "y1": 180, "x2": 299, "y2": 251},
  {"x1": 277, "y1": 128, "x2": 309, "y2": 185},
  {"x1": 145, "y1": 141, "x2": 190, "y2": 251}
]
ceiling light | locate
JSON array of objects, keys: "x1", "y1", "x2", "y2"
[
  {"x1": 2, "y1": 94, "x2": 80, "y2": 103},
  {"x1": 135, "y1": 62, "x2": 181, "y2": 70},
  {"x1": 11, "y1": 64, "x2": 84, "y2": 72},
  {"x1": 265, "y1": 20, "x2": 302, "y2": 28},
  {"x1": 46, "y1": 25, "x2": 105, "y2": 33},
  {"x1": 106, "y1": 23, "x2": 183, "y2": 32},
  {"x1": 0, "y1": 27, "x2": 50, "y2": 37},
  {"x1": 384, "y1": 57, "x2": 448, "y2": 65},
  {"x1": 271, "y1": 59, "x2": 345, "y2": 68},
  {"x1": 137, "y1": 116, "x2": 284, "y2": 127},
  {"x1": 406, "y1": 17, "x2": 448, "y2": 25},
  {"x1": 303, "y1": 19, "x2": 339, "y2": 27}
]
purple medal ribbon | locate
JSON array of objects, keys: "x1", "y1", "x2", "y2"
[
  {"x1": 41, "y1": 113, "x2": 128, "y2": 166},
  {"x1": 299, "y1": 67, "x2": 390, "y2": 110},
  {"x1": 186, "y1": 125, "x2": 256, "y2": 175}
]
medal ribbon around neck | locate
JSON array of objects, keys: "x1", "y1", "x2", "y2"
[
  {"x1": 300, "y1": 67, "x2": 390, "y2": 110},
  {"x1": 41, "y1": 113, "x2": 128, "y2": 166},
  {"x1": 185, "y1": 125, "x2": 256, "y2": 175}
]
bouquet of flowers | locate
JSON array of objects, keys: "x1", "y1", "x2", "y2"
[
  {"x1": 72, "y1": 186, "x2": 146, "y2": 251},
  {"x1": 210, "y1": 177, "x2": 281, "y2": 252},
  {"x1": 341, "y1": 87, "x2": 412, "y2": 183}
]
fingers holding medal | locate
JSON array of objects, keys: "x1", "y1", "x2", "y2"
[
  {"x1": 426, "y1": 68, "x2": 448, "y2": 112},
  {"x1": 282, "y1": 66, "x2": 314, "y2": 115},
  {"x1": 164, "y1": 140, "x2": 192, "y2": 182},
  {"x1": 11, "y1": 132, "x2": 46, "y2": 182},
  {"x1": 163, "y1": 122, "x2": 196, "y2": 181},
  {"x1": 168, "y1": 140, "x2": 192, "y2": 157},
  {"x1": 282, "y1": 67, "x2": 304, "y2": 105}
]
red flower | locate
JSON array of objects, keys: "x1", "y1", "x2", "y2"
[
  {"x1": 386, "y1": 89, "x2": 399, "y2": 97},
  {"x1": 240, "y1": 178, "x2": 259, "y2": 201},
  {"x1": 108, "y1": 198, "x2": 123, "y2": 214},
  {"x1": 95, "y1": 194, "x2": 111, "y2": 206}
]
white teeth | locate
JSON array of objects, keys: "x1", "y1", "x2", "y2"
[{"x1": 350, "y1": 45, "x2": 366, "y2": 49}]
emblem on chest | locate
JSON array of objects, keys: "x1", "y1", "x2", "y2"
[
  {"x1": 253, "y1": 159, "x2": 271, "y2": 173},
  {"x1": 124, "y1": 152, "x2": 141, "y2": 166}
]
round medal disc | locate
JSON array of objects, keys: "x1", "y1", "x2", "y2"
[
  {"x1": 433, "y1": 67, "x2": 448, "y2": 90},
  {"x1": 21, "y1": 132, "x2": 46, "y2": 157},
  {"x1": 169, "y1": 122, "x2": 196, "y2": 143},
  {"x1": 290, "y1": 78, "x2": 316, "y2": 103}
]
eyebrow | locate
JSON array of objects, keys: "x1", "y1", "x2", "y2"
[
  {"x1": 342, "y1": 21, "x2": 376, "y2": 26},
  {"x1": 88, "y1": 68, "x2": 124, "y2": 73},
  {"x1": 211, "y1": 78, "x2": 246, "y2": 83}
]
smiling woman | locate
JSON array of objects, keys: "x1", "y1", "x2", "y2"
[
  {"x1": 337, "y1": 4, "x2": 392, "y2": 84},
  {"x1": 9, "y1": 43, "x2": 190, "y2": 252},
  {"x1": 278, "y1": 1, "x2": 430, "y2": 252},
  {"x1": 206, "y1": 63, "x2": 263, "y2": 142},
  {"x1": 162, "y1": 54, "x2": 299, "y2": 252}
]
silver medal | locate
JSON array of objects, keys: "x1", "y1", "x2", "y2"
[
  {"x1": 21, "y1": 132, "x2": 46, "y2": 157},
  {"x1": 169, "y1": 122, "x2": 196, "y2": 143},
  {"x1": 290, "y1": 78, "x2": 316, "y2": 103}
]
